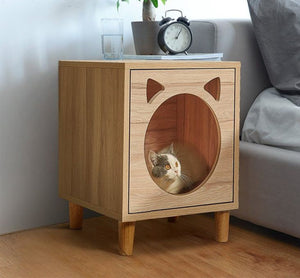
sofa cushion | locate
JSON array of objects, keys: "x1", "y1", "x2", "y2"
[
  {"x1": 247, "y1": 0, "x2": 300, "y2": 93},
  {"x1": 242, "y1": 87, "x2": 300, "y2": 152}
]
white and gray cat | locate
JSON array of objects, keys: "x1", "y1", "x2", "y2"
[{"x1": 148, "y1": 143, "x2": 207, "y2": 194}]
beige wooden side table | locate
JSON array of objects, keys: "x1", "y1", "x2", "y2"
[{"x1": 59, "y1": 60, "x2": 240, "y2": 255}]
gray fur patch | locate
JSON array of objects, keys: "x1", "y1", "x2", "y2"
[
  {"x1": 155, "y1": 155, "x2": 169, "y2": 166},
  {"x1": 151, "y1": 155, "x2": 169, "y2": 178}
]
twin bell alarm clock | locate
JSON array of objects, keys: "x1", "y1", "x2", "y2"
[{"x1": 157, "y1": 9, "x2": 192, "y2": 55}]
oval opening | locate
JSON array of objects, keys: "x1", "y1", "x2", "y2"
[{"x1": 144, "y1": 94, "x2": 221, "y2": 195}]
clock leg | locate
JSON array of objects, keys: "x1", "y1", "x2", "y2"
[
  {"x1": 118, "y1": 221, "x2": 136, "y2": 256},
  {"x1": 215, "y1": 211, "x2": 230, "y2": 242},
  {"x1": 69, "y1": 202, "x2": 83, "y2": 230}
]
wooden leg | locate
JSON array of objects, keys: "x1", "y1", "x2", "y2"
[
  {"x1": 69, "y1": 202, "x2": 83, "y2": 230},
  {"x1": 118, "y1": 221, "x2": 135, "y2": 256},
  {"x1": 215, "y1": 211, "x2": 230, "y2": 242},
  {"x1": 168, "y1": 216, "x2": 179, "y2": 223}
]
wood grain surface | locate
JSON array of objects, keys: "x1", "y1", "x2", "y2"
[
  {"x1": 0, "y1": 214, "x2": 299, "y2": 278},
  {"x1": 215, "y1": 211, "x2": 230, "y2": 242},
  {"x1": 129, "y1": 67, "x2": 238, "y2": 218},
  {"x1": 118, "y1": 222, "x2": 136, "y2": 256},
  {"x1": 59, "y1": 66, "x2": 126, "y2": 220},
  {"x1": 59, "y1": 61, "x2": 240, "y2": 222}
]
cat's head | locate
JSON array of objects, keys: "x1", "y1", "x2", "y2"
[{"x1": 149, "y1": 144, "x2": 181, "y2": 181}]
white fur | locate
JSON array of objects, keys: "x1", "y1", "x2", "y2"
[
  {"x1": 164, "y1": 154, "x2": 181, "y2": 180},
  {"x1": 166, "y1": 178, "x2": 185, "y2": 194}
]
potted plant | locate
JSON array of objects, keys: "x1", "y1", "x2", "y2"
[
  {"x1": 117, "y1": 0, "x2": 167, "y2": 54},
  {"x1": 117, "y1": 0, "x2": 166, "y2": 21}
]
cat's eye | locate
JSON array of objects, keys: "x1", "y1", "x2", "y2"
[
  {"x1": 165, "y1": 164, "x2": 171, "y2": 170},
  {"x1": 175, "y1": 162, "x2": 178, "y2": 167}
]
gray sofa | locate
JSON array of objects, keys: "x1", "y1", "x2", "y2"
[{"x1": 199, "y1": 20, "x2": 300, "y2": 239}]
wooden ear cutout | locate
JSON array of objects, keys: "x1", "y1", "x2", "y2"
[
  {"x1": 147, "y1": 78, "x2": 165, "y2": 103},
  {"x1": 204, "y1": 77, "x2": 221, "y2": 101}
]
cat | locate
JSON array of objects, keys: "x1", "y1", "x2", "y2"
[{"x1": 148, "y1": 143, "x2": 208, "y2": 194}]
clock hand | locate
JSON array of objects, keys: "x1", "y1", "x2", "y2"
[{"x1": 175, "y1": 28, "x2": 182, "y2": 39}]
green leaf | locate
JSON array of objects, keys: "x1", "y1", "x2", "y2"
[
  {"x1": 150, "y1": 0, "x2": 158, "y2": 8},
  {"x1": 160, "y1": 0, "x2": 167, "y2": 4}
]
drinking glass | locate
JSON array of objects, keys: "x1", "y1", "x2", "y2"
[{"x1": 101, "y1": 18, "x2": 124, "y2": 60}]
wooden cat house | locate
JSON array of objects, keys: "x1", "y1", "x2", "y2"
[{"x1": 59, "y1": 60, "x2": 240, "y2": 255}]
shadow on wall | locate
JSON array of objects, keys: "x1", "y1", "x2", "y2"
[{"x1": 0, "y1": 0, "x2": 107, "y2": 235}]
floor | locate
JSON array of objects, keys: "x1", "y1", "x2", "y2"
[{"x1": 0, "y1": 214, "x2": 299, "y2": 278}]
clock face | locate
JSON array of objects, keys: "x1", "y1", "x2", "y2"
[{"x1": 163, "y1": 22, "x2": 192, "y2": 53}]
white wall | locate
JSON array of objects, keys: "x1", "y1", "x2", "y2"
[{"x1": 0, "y1": 0, "x2": 249, "y2": 235}]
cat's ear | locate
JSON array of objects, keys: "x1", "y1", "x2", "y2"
[
  {"x1": 169, "y1": 143, "x2": 175, "y2": 155},
  {"x1": 149, "y1": 150, "x2": 158, "y2": 166}
]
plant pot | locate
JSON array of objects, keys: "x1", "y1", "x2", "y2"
[{"x1": 131, "y1": 21, "x2": 164, "y2": 55}]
